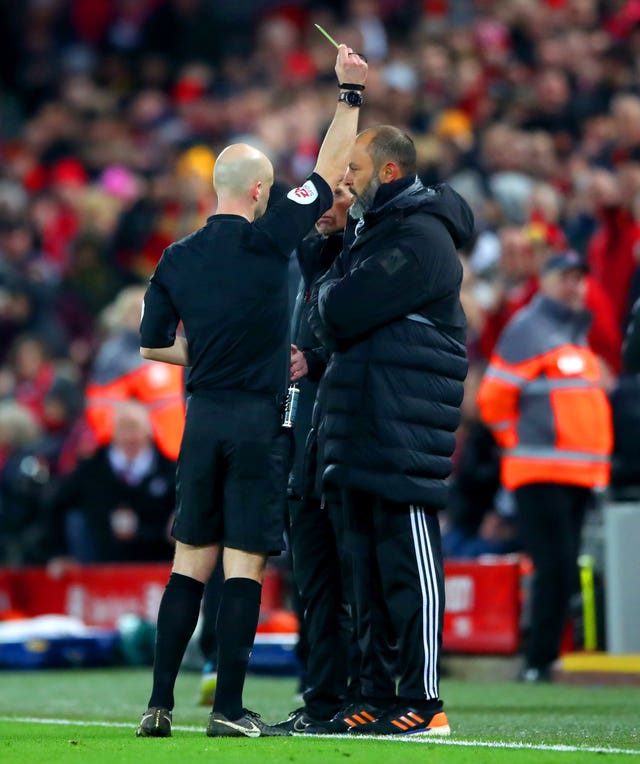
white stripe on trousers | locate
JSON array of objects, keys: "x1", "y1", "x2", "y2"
[{"x1": 410, "y1": 504, "x2": 439, "y2": 699}]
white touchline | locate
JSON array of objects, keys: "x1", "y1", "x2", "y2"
[
  {"x1": 0, "y1": 717, "x2": 201, "y2": 732},
  {"x1": 0, "y1": 717, "x2": 639, "y2": 756}
]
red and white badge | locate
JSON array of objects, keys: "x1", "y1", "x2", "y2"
[{"x1": 287, "y1": 180, "x2": 319, "y2": 205}]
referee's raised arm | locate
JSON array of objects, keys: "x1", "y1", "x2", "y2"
[{"x1": 313, "y1": 44, "x2": 368, "y2": 189}]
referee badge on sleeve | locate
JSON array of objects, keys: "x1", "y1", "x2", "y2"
[{"x1": 287, "y1": 180, "x2": 319, "y2": 205}]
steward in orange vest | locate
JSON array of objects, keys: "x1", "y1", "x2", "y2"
[
  {"x1": 477, "y1": 251, "x2": 612, "y2": 682},
  {"x1": 85, "y1": 288, "x2": 184, "y2": 461},
  {"x1": 477, "y1": 256, "x2": 612, "y2": 491}
]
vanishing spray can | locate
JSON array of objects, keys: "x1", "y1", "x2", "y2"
[{"x1": 282, "y1": 383, "x2": 300, "y2": 428}]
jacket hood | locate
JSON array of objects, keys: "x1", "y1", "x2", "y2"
[{"x1": 367, "y1": 177, "x2": 475, "y2": 249}]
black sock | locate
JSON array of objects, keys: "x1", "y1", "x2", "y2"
[
  {"x1": 212, "y1": 577, "x2": 262, "y2": 720},
  {"x1": 148, "y1": 572, "x2": 204, "y2": 710}
]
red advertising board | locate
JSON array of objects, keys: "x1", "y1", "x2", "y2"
[
  {"x1": 443, "y1": 558, "x2": 521, "y2": 654},
  {"x1": 3, "y1": 564, "x2": 169, "y2": 627},
  {"x1": 0, "y1": 558, "x2": 522, "y2": 654}
]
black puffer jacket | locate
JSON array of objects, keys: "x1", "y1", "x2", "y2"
[
  {"x1": 309, "y1": 177, "x2": 474, "y2": 507},
  {"x1": 288, "y1": 231, "x2": 342, "y2": 497}
]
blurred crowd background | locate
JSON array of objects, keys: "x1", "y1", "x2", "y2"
[{"x1": 2, "y1": 0, "x2": 640, "y2": 567}]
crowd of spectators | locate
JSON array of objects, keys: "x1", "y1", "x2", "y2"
[{"x1": 2, "y1": 0, "x2": 640, "y2": 566}]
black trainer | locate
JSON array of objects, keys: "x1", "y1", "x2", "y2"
[
  {"x1": 349, "y1": 704, "x2": 450, "y2": 737},
  {"x1": 206, "y1": 708, "x2": 291, "y2": 737},
  {"x1": 275, "y1": 707, "x2": 332, "y2": 733},
  {"x1": 136, "y1": 707, "x2": 172, "y2": 737},
  {"x1": 303, "y1": 702, "x2": 382, "y2": 734}
]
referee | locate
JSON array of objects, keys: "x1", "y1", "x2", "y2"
[{"x1": 135, "y1": 45, "x2": 367, "y2": 739}]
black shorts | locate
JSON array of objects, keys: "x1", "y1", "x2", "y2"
[{"x1": 172, "y1": 390, "x2": 289, "y2": 554}]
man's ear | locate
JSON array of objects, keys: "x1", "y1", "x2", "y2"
[
  {"x1": 380, "y1": 162, "x2": 401, "y2": 184},
  {"x1": 251, "y1": 180, "x2": 263, "y2": 202}
]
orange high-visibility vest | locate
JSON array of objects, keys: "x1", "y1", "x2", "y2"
[
  {"x1": 477, "y1": 295, "x2": 612, "y2": 490},
  {"x1": 85, "y1": 333, "x2": 185, "y2": 460}
]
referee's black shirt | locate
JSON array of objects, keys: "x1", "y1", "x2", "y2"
[{"x1": 140, "y1": 173, "x2": 332, "y2": 397}]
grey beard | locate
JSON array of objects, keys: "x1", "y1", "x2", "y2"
[
  {"x1": 348, "y1": 202, "x2": 363, "y2": 220},
  {"x1": 348, "y1": 177, "x2": 380, "y2": 219}
]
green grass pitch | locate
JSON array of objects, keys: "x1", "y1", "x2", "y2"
[{"x1": 0, "y1": 668, "x2": 638, "y2": 763}]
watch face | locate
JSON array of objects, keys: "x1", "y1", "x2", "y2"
[{"x1": 342, "y1": 90, "x2": 362, "y2": 106}]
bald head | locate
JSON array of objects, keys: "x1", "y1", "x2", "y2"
[
  {"x1": 114, "y1": 401, "x2": 152, "y2": 436},
  {"x1": 213, "y1": 143, "x2": 274, "y2": 197}
]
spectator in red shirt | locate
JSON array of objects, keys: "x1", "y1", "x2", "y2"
[
  {"x1": 586, "y1": 164, "x2": 640, "y2": 329},
  {"x1": 479, "y1": 226, "x2": 539, "y2": 359}
]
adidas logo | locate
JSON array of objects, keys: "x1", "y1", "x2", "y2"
[{"x1": 343, "y1": 709, "x2": 377, "y2": 728}]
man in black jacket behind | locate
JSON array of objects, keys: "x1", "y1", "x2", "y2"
[
  {"x1": 308, "y1": 126, "x2": 473, "y2": 737},
  {"x1": 278, "y1": 183, "x2": 359, "y2": 732}
]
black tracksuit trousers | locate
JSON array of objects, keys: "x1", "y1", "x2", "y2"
[
  {"x1": 288, "y1": 496, "x2": 358, "y2": 719},
  {"x1": 342, "y1": 489, "x2": 445, "y2": 708}
]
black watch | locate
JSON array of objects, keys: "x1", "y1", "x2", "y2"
[{"x1": 338, "y1": 90, "x2": 363, "y2": 108}]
